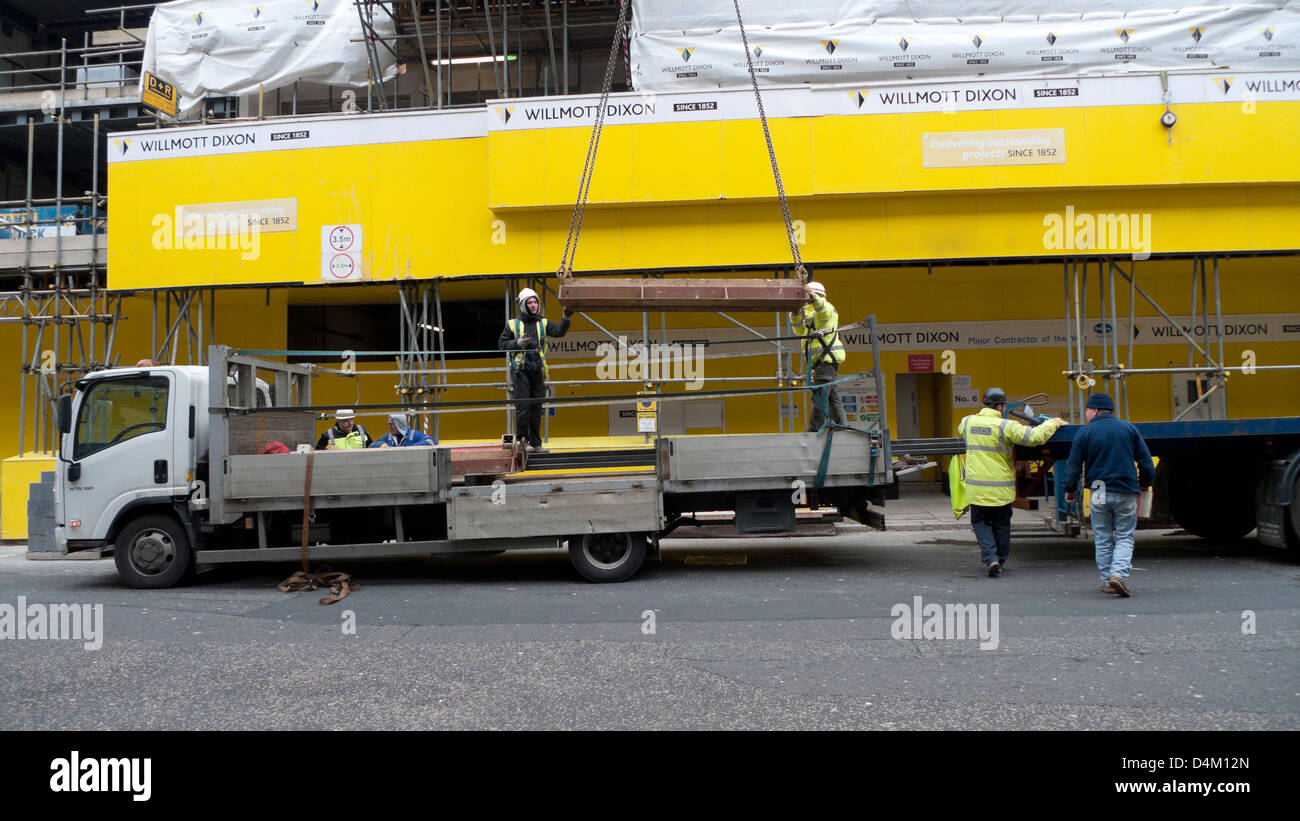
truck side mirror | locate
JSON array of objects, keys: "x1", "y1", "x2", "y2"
[{"x1": 57, "y1": 395, "x2": 72, "y2": 434}]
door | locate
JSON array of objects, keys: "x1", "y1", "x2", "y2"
[
  {"x1": 62, "y1": 373, "x2": 183, "y2": 541},
  {"x1": 894, "y1": 372, "x2": 952, "y2": 483}
]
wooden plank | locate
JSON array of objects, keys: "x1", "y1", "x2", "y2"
[
  {"x1": 227, "y1": 411, "x2": 314, "y2": 454},
  {"x1": 558, "y1": 278, "x2": 808, "y2": 311}
]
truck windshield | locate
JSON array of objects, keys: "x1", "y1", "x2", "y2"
[{"x1": 74, "y1": 376, "x2": 170, "y2": 460}]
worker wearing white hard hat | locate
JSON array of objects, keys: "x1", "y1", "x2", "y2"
[
  {"x1": 498, "y1": 288, "x2": 576, "y2": 452},
  {"x1": 788, "y1": 279, "x2": 846, "y2": 431},
  {"x1": 316, "y1": 408, "x2": 372, "y2": 450}
]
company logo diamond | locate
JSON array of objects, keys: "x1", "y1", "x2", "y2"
[
  {"x1": 847, "y1": 90, "x2": 868, "y2": 108},
  {"x1": 1189, "y1": 26, "x2": 1205, "y2": 43},
  {"x1": 823, "y1": 39, "x2": 839, "y2": 55},
  {"x1": 115, "y1": 139, "x2": 130, "y2": 155},
  {"x1": 1045, "y1": 32, "x2": 1057, "y2": 46},
  {"x1": 495, "y1": 105, "x2": 516, "y2": 124},
  {"x1": 679, "y1": 47, "x2": 693, "y2": 62},
  {"x1": 753, "y1": 45, "x2": 764, "y2": 58},
  {"x1": 251, "y1": 5, "x2": 262, "y2": 17},
  {"x1": 193, "y1": 12, "x2": 204, "y2": 24},
  {"x1": 971, "y1": 34, "x2": 983, "y2": 49},
  {"x1": 1116, "y1": 29, "x2": 1132, "y2": 44},
  {"x1": 309, "y1": 0, "x2": 320, "y2": 10},
  {"x1": 896, "y1": 37, "x2": 908, "y2": 52},
  {"x1": 1213, "y1": 76, "x2": 1235, "y2": 94},
  {"x1": 1261, "y1": 27, "x2": 1276, "y2": 41}
]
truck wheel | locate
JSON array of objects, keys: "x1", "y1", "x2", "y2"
[
  {"x1": 568, "y1": 532, "x2": 646, "y2": 583},
  {"x1": 1162, "y1": 457, "x2": 1257, "y2": 545},
  {"x1": 114, "y1": 514, "x2": 193, "y2": 589}
]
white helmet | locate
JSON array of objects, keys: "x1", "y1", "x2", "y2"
[
  {"x1": 806, "y1": 281, "x2": 826, "y2": 297},
  {"x1": 518, "y1": 288, "x2": 539, "y2": 311}
]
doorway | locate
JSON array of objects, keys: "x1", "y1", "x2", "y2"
[{"x1": 894, "y1": 372, "x2": 954, "y2": 483}]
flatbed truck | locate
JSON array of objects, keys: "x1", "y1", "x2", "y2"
[{"x1": 52, "y1": 346, "x2": 895, "y2": 586}]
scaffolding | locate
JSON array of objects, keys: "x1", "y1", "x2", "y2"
[
  {"x1": 351, "y1": 1, "x2": 624, "y2": 111},
  {"x1": 1060, "y1": 255, "x2": 1300, "y2": 424}
]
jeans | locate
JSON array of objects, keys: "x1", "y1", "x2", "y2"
[
  {"x1": 1092, "y1": 491, "x2": 1138, "y2": 582},
  {"x1": 971, "y1": 503, "x2": 1013, "y2": 566},
  {"x1": 808, "y1": 360, "x2": 846, "y2": 431}
]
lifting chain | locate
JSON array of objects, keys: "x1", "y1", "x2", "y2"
[
  {"x1": 732, "y1": 0, "x2": 807, "y2": 284},
  {"x1": 557, "y1": 0, "x2": 631, "y2": 279}
]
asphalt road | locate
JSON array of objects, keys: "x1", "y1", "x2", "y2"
[{"x1": 1, "y1": 525, "x2": 1297, "y2": 730}]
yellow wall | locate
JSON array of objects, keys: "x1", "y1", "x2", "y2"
[{"x1": 107, "y1": 100, "x2": 1300, "y2": 290}]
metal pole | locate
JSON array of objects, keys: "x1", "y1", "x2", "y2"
[
  {"x1": 90, "y1": 113, "x2": 100, "y2": 369},
  {"x1": 642, "y1": 307, "x2": 650, "y2": 443},
  {"x1": 1214, "y1": 256, "x2": 1226, "y2": 416},
  {"x1": 1108, "y1": 257, "x2": 1120, "y2": 417},
  {"x1": 18, "y1": 119, "x2": 35, "y2": 455},
  {"x1": 435, "y1": 0, "x2": 443, "y2": 108},
  {"x1": 1111, "y1": 264, "x2": 1217, "y2": 366},
  {"x1": 409, "y1": 0, "x2": 434, "y2": 107},
  {"x1": 543, "y1": 0, "x2": 559, "y2": 98},
  {"x1": 1073, "y1": 260, "x2": 1085, "y2": 409},
  {"x1": 483, "y1": 0, "x2": 503, "y2": 97},
  {"x1": 1063, "y1": 261, "x2": 1076, "y2": 423},
  {"x1": 562, "y1": 0, "x2": 568, "y2": 93},
  {"x1": 1200, "y1": 256, "x2": 1213, "y2": 418},
  {"x1": 1188, "y1": 257, "x2": 1198, "y2": 371},
  {"x1": 503, "y1": 0, "x2": 510, "y2": 97}
]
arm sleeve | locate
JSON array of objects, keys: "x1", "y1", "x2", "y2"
[
  {"x1": 814, "y1": 298, "x2": 839, "y2": 328},
  {"x1": 498, "y1": 323, "x2": 520, "y2": 351},
  {"x1": 360, "y1": 426, "x2": 373, "y2": 449},
  {"x1": 790, "y1": 309, "x2": 809, "y2": 337},
  {"x1": 1006, "y1": 417, "x2": 1063, "y2": 447},
  {"x1": 547, "y1": 315, "x2": 571, "y2": 337},
  {"x1": 1134, "y1": 431, "x2": 1156, "y2": 488},
  {"x1": 1058, "y1": 432, "x2": 1086, "y2": 490}
]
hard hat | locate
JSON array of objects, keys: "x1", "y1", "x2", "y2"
[
  {"x1": 335, "y1": 409, "x2": 355, "y2": 420},
  {"x1": 982, "y1": 387, "x2": 1008, "y2": 407},
  {"x1": 806, "y1": 281, "x2": 826, "y2": 296},
  {"x1": 518, "y1": 288, "x2": 539, "y2": 309}
]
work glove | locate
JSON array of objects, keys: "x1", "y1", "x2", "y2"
[
  {"x1": 520, "y1": 336, "x2": 537, "y2": 350},
  {"x1": 563, "y1": 306, "x2": 575, "y2": 318}
]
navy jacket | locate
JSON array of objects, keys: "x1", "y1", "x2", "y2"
[{"x1": 1058, "y1": 413, "x2": 1155, "y2": 494}]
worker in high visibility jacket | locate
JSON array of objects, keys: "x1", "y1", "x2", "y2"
[
  {"x1": 789, "y1": 280, "x2": 846, "y2": 431},
  {"x1": 957, "y1": 387, "x2": 1066, "y2": 577},
  {"x1": 498, "y1": 288, "x2": 573, "y2": 452},
  {"x1": 316, "y1": 409, "x2": 371, "y2": 450}
]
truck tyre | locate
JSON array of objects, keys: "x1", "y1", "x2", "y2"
[
  {"x1": 114, "y1": 513, "x2": 193, "y2": 589},
  {"x1": 1162, "y1": 457, "x2": 1256, "y2": 544},
  {"x1": 568, "y1": 532, "x2": 646, "y2": 583}
]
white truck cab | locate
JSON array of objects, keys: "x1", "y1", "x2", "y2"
[{"x1": 54, "y1": 365, "x2": 268, "y2": 586}]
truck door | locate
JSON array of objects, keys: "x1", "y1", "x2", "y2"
[{"x1": 63, "y1": 373, "x2": 181, "y2": 542}]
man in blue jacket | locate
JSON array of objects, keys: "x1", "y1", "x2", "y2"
[
  {"x1": 1058, "y1": 393, "x2": 1155, "y2": 597},
  {"x1": 369, "y1": 412, "x2": 435, "y2": 448}
]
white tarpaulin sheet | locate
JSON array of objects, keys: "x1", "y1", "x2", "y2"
[
  {"x1": 630, "y1": 1, "x2": 1300, "y2": 90},
  {"x1": 140, "y1": 0, "x2": 397, "y2": 118}
]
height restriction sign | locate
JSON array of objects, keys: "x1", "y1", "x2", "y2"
[{"x1": 321, "y1": 224, "x2": 363, "y2": 281}]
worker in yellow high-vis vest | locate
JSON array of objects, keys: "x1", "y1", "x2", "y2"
[
  {"x1": 957, "y1": 387, "x2": 1066, "y2": 577},
  {"x1": 789, "y1": 280, "x2": 846, "y2": 432},
  {"x1": 498, "y1": 288, "x2": 573, "y2": 452}
]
